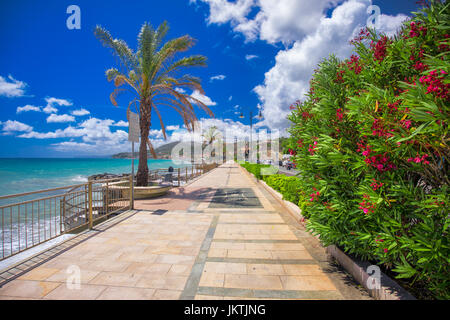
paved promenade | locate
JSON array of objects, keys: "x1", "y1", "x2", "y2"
[{"x1": 0, "y1": 162, "x2": 370, "y2": 300}]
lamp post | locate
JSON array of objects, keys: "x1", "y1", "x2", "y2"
[{"x1": 240, "y1": 110, "x2": 262, "y2": 162}]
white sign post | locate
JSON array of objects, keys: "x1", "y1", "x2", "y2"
[{"x1": 127, "y1": 110, "x2": 140, "y2": 209}]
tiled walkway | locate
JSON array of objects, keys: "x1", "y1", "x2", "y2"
[{"x1": 0, "y1": 162, "x2": 371, "y2": 300}]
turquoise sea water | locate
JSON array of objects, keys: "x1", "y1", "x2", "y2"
[{"x1": 0, "y1": 158, "x2": 185, "y2": 197}]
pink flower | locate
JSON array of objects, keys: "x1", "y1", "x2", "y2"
[{"x1": 383, "y1": 248, "x2": 388, "y2": 253}]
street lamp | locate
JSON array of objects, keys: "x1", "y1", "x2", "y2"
[{"x1": 239, "y1": 109, "x2": 263, "y2": 162}]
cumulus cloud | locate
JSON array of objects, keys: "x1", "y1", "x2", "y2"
[
  {"x1": 112, "y1": 120, "x2": 128, "y2": 127},
  {"x1": 210, "y1": 74, "x2": 226, "y2": 82},
  {"x1": 43, "y1": 97, "x2": 72, "y2": 114},
  {"x1": 190, "y1": 90, "x2": 217, "y2": 106},
  {"x1": 195, "y1": 0, "x2": 408, "y2": 131},
  {"x1": 17, "y1": 105, "x2": 41, "y2": 113},
  {"x1": 166, "y1": 125, "x2": 180, "y2": 131},
  {"x1": 0, "y1": 75, "x2": 27, "y2": 97},
  {"x1": 2, "y1": 120, "x2": 33, "y2": 134},
  {"x1": 19, "y1": 117, "x2": 130, "y2": 155},
  {"x1": 71, "y1": 108, "x2": 90, "y2": 116},
  {"x1": 46, "y1": 114, "x2": 76, "y2": 123}
]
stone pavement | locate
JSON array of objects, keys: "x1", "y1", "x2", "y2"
[{"x1": 0, "y1": 162, "x2": 371, "y2": 300}]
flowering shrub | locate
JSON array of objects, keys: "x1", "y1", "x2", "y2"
[{"x1": 287, "y1": 2, "x2": 449, "y2": 299}]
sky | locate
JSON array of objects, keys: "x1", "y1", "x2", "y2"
[{"x1": 0, "y1": 0, "x2": 422, "y2": 157}]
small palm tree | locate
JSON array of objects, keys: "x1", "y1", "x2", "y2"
[{"x1": 95, "y1": 21, "x2": 213, "y2": 186}]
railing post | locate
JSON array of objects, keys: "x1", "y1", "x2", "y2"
[
  {"x1": 88, "y1": 181, "x2": 93, "y2": 229},
  {"x1": 186, "y1": 167, "x2": 188, "y2": 183},
  {"x1": 178, "y1": 168, "x2": 181, "y2": 187},
  {"x1": 130, "y1": 175, "x2": 134, "y2": 210},
  {"x1": 60, "y1": 198, "x2": 64, "y2": 234},
  {"x1": 105, "y1": 181, "x2": 109, "y2": 215}
]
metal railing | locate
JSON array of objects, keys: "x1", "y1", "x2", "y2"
[
  {"x1": 0, "y1": 163, "x2": 218, "y2": 261},
  {"x1": 0, "y1": 177, "x2": 131, "y2": 261}
]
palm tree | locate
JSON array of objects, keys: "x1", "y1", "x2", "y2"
[
  {"x1": 94, "y1": 21, "x2": 214, "y2": 186},
  {"x1": 201, "y1": 125, "x2": 221, "y2": 159}
]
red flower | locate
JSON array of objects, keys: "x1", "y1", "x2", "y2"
[{"x1": 371, "y1": 36, "x2": 389, "y2": 62}]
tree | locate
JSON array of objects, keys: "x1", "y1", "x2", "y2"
[{"x1": 95, "y1": 21, "x2": 213, "y2": 186}]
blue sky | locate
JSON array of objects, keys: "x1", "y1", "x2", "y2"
[{"x1": 0, "y1": 0, "x2": 421, "y2": 157}]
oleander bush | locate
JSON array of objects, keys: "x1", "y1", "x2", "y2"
[{"x1": 287, "y1": 1, "x2": 449, "y2": 299}]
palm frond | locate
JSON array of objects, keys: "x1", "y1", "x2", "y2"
[{"x1": 94, "y1": 25, "x2": 138, "y2": 73}]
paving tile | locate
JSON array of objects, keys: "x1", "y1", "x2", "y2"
[
  {"x1": 18, "y1": 267, "x2": 60, "y2": 281},
  {"x1": 246, "y1": 264, "x2": 285, "y2": 276},
  {"x1": 136, "y1": 275, "x2": 188, "y2": 291},
  {"x1": 89, "y1": 272, "x2": 142, "y2": 287},
  {"x1": 207, "y1": 248, "x2": 227, "y2": 258},
  {"x1": 155, "y1": 254, "x2": 196, "y2": 265},
  {"x1": 280, "y1": 275, "x2": 338, "y2": 291},
  {"x1": 0, "y1": 280, "x2": 60, "y2": 299},
  {"x1": 224, "y1": 275, "x2": 283, "y2": 290},
  {"x1": 167, "y1": 264, "x2": 193, "y2": 276},
  {"x1": 152, "y1": 289, "x2": 182, "y2": 300},
  {"x1": 96, "y1": 286, "x2": 156, "y2": 300},
  {"x1": 45, "y1": 269, "x2": 100, "y2": 284},
  {"x1": 43, "y1": 283, "x2": 106, "y2": 300},
  {"x1": 227, "y1": 249, "x2": 273, "y2": 259},
  {"x1": 199, "y1": 273, "x2": 224, "y2": 287},
  {"x1": 271, "y1": 250, "x2": 313, "y2": 260},
  {"x1": 124, "y1": 263, "x2": 171, "y2": 275},
  {"x1": 195, "y1": 295, "x2": 224, "y2": 300},
  {"x1": 203, "y1": 262, "x2": 247, "y2": 275},
  {"x1": 81, "y1": 260, "x2": 132, "y2": 272},
  {"x1": 282, "y1": 264, "x2": 324, "y2": 276}
]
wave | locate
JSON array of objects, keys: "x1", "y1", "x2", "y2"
[{"x1": 70, "y1": 175, "x2": 88, "y2": 183}]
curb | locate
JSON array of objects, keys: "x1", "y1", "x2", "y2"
[
  {"x1": 239, "y1": 165, "x2": 416, "y2": 300},
  {"x1": 326, "y1": 245, "x2": 416, "y2": 300}
]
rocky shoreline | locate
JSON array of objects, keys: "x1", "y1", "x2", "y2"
[{"x1": 88, "y1": 172, "x2": 131, "y2": 181}]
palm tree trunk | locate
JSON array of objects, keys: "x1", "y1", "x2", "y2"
[{"x1": 136, "y1": 102, "x2": 150, "y2": 186}]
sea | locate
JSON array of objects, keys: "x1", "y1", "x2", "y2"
[{"x1": 0, "y1": 158, "x2": 186, "y2": 197}]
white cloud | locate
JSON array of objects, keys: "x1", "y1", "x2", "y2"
[
  {"x1": 166, "y1": 125, "x2": 180, "y2": 131},
  {"x1": 245, "y1": 54, "x2": 259, "y2": 60},
  {"x1": 71, "y1": 108, "x2": 90, "y2": 116},
  {"x1": 228, "y1": 96, "x2": 233, "y2": 101},
  {"x1": 210, "y1": 74, "x2": 226, "y2": 82},
  {"x1": 0, "y1": 75, "x2": 27, "y2": 97},
  {"x1": 19, "y1": 126, "x2": 85, "y2": 139},
  {"x1": 190, "y1": 90, "x2": 217, "y2": 106},
  {"x1": 46, "y1": 114, "x2": 76, "y2": 123},
  {"x1": 113, "y1": 120, "x2": 128, "y2": 127},
  {"x1": 254, "y1": 0, "x2": 407, "y2": 131},
  {"x1": 175, "y1": 87, "x2": 186, "y2": 94},
  {"x1": 19, "y1": 117, "x2": 130, "y2": 155},
  {"x1": 194, "y1": 0, "x2": 407, "y2": 132},
  {"x1": 2, "y1": 120, "x2": 33, "y2": 134},
  {"x1": 43, "y1": 97, "x2": 72, "y2": 114},
  {"x1": 17, "y1": 105, "x2": 41, "y2": 113}
]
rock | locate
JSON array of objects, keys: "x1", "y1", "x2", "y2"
[{"x1": 88, "y1": 172, "x2": 131, "y2": 181}]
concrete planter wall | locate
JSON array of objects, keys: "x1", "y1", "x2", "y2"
[{"x1": 108, "y1": 181, "x2": 171, "y2": 200}]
